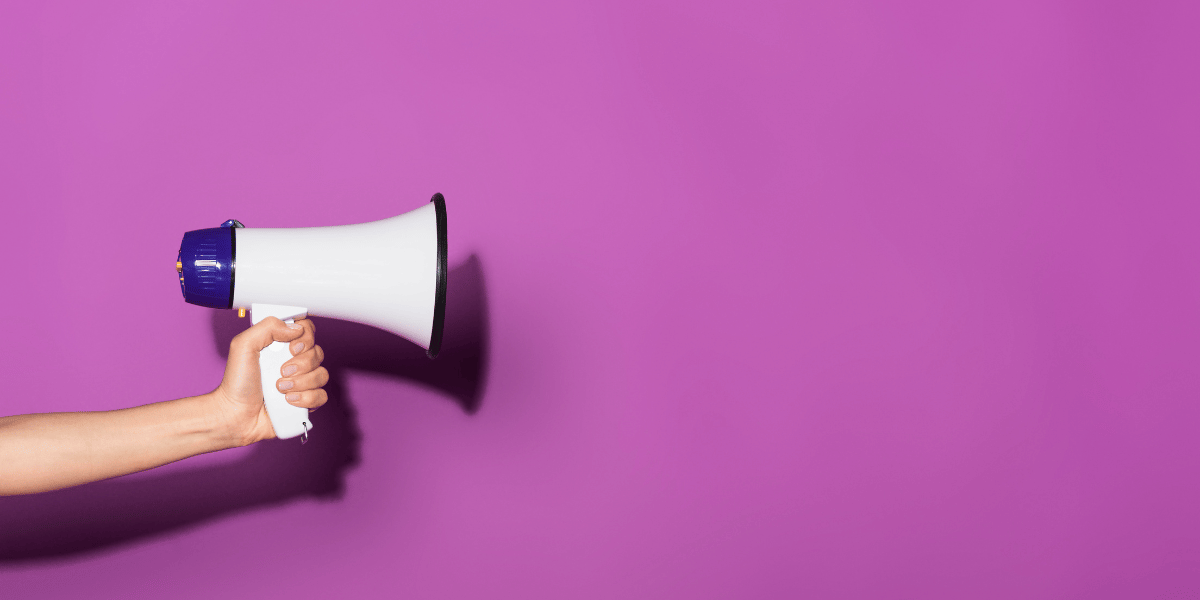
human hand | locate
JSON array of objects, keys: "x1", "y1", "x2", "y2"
[{"x1": 212, "y1": 317, "x2": 328, "y2": 446}]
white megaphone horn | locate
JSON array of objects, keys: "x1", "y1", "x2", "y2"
[{"x1": 176, "y1": 193, "x2": 448, "y2": 442}]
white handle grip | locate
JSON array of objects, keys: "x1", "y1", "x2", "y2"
[{"x1": 251, "y1": 304, "x2": 313, "y2": 441}]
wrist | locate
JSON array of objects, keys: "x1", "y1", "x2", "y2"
[{"x1": 203, "y1": 390, "x2": 267, "y2": 448}]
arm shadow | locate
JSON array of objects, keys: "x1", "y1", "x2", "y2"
[{"x1": 0, "y1": 254, "x2": 489, "y2": 564}]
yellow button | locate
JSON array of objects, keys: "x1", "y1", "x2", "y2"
[{"x1": 176, "y1": 261, "x2": 183, "y2": 272}]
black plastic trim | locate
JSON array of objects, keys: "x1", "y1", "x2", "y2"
[
  {"x1": 227, "y1": 224, "x2": 237, "y2": 309},
  {"x1": 427, "y1": 193, "x2": 448, "y2": 359}
]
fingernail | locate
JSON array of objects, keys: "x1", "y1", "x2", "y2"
[
  {"x1": 279, "y1": 380, "x2": 294, "y2": 391},
  {"x1": 292, "y1": 342, "x2": 305, "y2": 354},
  {"x1": 287, "y1": 323, "x2": 303, "y2": 330},
  {"x1": 286, "y1": 392, "x2": 300, "y2": 402},
  {"x1": 281, "y1": 365, "x2": 298, "y2": 377}
]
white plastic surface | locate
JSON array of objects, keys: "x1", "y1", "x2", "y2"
[
  {"x1": 251, "y1": 303, "x2": 313, "y2": 440},
  {"x1": 233, "y1": 204, "x2": 439, "y2": 349}
]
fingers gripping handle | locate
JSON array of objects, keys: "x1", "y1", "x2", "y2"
[
  {"x1": 251, "y1": 304, "x2": 312, "y2": 442},
  {"x1": 260, "y1": 339, "x2": 312, "y2": 441}
]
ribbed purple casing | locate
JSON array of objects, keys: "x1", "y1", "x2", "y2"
[{"x1": 177, "y1": 222, "x2": 237, "y2": 309}]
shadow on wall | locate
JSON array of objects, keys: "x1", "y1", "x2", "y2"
[{"x1": 0, "y1": 255, "x2": 489, "y2": 564}]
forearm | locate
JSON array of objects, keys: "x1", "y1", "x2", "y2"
[{"x1": 0, "y1": 393, "x2": 241, "y2": 495}]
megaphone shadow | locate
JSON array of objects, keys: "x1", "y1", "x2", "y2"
[{"x1": 0, "y1": 255, "x2": 489, "y2": 564}]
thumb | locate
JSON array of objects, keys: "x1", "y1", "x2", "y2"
[{"x1": 235, "y1": 316, "x2": 305, "y2": 353}]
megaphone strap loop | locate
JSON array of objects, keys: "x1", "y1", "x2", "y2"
[{"x1": 300, "y1": 422, "x2": 309, "y2": 445}]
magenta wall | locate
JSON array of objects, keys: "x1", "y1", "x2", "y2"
[{"x1": 2, "y1": 1, "x2": 1200, "y2": 598}]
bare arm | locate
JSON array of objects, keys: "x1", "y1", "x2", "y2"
[
  {"x1": 0, "y1": 317, "x2": 328, "y2": 496},
  {"x1": 0, "y1": 394, "x2": 242, "y2": 495}
]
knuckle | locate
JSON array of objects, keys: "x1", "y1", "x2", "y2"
[
  {"x1": 230, "y1": 333, "x2": 253, "y2": 353},
  {"x1": 309, "y1": 390, "x2": 326, "y2": 407}
]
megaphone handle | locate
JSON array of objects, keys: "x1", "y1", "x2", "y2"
[{"x1": 250, "y1": 304, "x2": 313, "y2": 442}]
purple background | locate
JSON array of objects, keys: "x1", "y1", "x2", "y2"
[{"x1": 2, "y1": 1, "x2": 1199, "y2": 598}]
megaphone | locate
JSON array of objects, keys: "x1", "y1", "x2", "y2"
[{"x1": 176, "y1": 193, "x2": 448, "y2": 441}]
